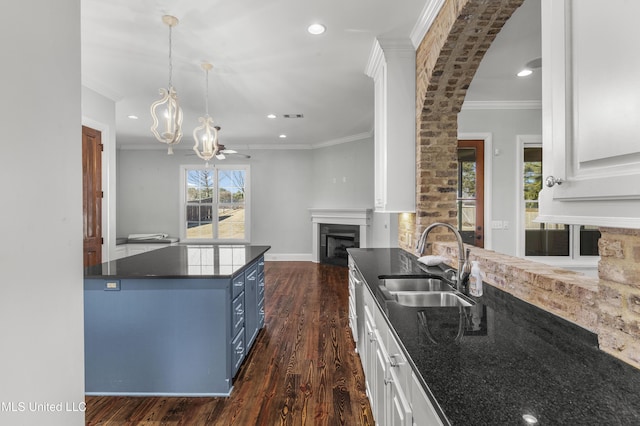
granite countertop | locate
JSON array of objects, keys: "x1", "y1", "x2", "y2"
[
  {"x1": 348, "y1": 248, "x2": 640, "y2": 425},
  {"x1": 85, "y1": 244, "x2": 270, "y2": 279}
]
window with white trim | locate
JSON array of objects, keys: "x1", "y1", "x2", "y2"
[
  {"x1": 518, "y1": 142, "x2": 599, "y2": 260},
  {"x1": 180, "y1": 164, "x2": 250, "y2": 242}
]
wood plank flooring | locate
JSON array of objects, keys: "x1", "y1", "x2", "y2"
[{"x1": 85, "y1": 262, "x2": 373, "y2": 425}]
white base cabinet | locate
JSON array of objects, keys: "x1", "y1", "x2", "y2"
[
  {"x1": 114, "y1": 242, "x2": 176, "y2": 260},
  {"x1": 358, "y1": 272, "x2": 442, "y2": 425}
]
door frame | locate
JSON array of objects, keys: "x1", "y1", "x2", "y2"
[
  {"x1": 458, "y1": 133, "x2": 493, "y2": 250},
  {"x1": 82, "y1": 117, "x2": 113, "y2": 263}
]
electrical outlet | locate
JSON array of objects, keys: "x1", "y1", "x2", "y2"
[{"x1": 105, "y1": 281, "x2": 120, "y2": 291}]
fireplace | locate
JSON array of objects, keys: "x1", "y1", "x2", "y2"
[
  {"x1": 309, "y1": 208, "x2": 372, "y2": 265},
  {"x1": 320, "y1": 224, "x2": 360, "y2": 266}
]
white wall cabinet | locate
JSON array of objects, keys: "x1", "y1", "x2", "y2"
[
  {"x1": 539, "y1": 0, "x2": 640, "y2": 228},
  {"x1": 365, "y1": 39, "x2": 416, "y2": 213}
]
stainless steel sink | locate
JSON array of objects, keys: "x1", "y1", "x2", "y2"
[
  {"x1": 381, "y1": 277, "x2": 453, "y2": 292},
  {"x1": 392, "y1": 291, "x2": 473, "y2": 308}
]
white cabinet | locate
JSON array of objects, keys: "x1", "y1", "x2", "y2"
[
  {"x1": 411, "y1": 372, "x2": 445, "y2": 426},
  {"x1": 113, "y1": 245, "x2": 128, "y2": 260},
  {"x1": 360, "y1": 283, "x2": 416, "y2": 426},
  {"x1": 539, "y1": 0, "x2": 640, "y2": 228},
  {"x1": 365, "y1": 39, "x2": 416, "y2": 213},
  {"x1": 115, "y1": 242, "x2": 176, "y2": 259}
]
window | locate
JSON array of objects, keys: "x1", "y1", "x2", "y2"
[
  {"x1": 518, "y1": 141, "x2": 599, "y2": 260},
  {"x1": 457, "y1": 140, "x2": 485, "y2": 247},
  {"x1": 180, "y1": 165, "x2": 250, "y2": 242}
]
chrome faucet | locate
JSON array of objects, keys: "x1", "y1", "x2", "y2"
[{"x1": 416, "y1": 222, "x2": 471, "y2": 293}]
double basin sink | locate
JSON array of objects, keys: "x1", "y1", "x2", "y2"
[{"x1": 379, "y1": 277, "x2": 474, "y2": 308}]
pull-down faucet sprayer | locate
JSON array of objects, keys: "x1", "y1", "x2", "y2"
[{"x1": 416, "y1": 222, "x2": 471, "y2": 294}]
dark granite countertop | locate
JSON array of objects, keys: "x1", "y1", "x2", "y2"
[
  {"x1": 348, "y1": 248, "x2": 640, "y2": 425},
  {"x1": 85, "y1": 244, "x2": 270, "y2": 279}
]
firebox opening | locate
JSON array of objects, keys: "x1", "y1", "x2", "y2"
[{"x1": 319, "y1": 224, "x2": 360, "y2": 266}]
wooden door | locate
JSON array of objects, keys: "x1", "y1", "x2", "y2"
[
  {"x1": 457, "y1": 140, "x2": 485, "y2": 248},
  {"x1": 83, "y1": 126, "x2": 103, "y2": 267}
]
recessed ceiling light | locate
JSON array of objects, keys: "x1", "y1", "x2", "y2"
[
  {"x1": 518, "y1": 58, "x2": 541, "y2": 77},
  {"x1": 128, "y1": 115, "x2": 139, "y2": 120},
  {"x1": 267, "y1": 114, "x2": 276, "y2": 119},
  {"x1": 279, "y1": 134, "x2": 287, "y2": 139},
  {"x1": 307, "y1": 23, "x2": 326, "y2": 35}
]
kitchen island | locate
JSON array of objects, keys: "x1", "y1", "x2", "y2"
[
  {"x1": 348, "y1": 248, "x2": 640, "y2": 425},
  {"x1": 84, "y1": 244, "x2": 269, "y2": 396}
]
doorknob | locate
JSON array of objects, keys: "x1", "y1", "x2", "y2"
[{"x1": 545, "y1": 176, "x2": 563, "y2": 187}]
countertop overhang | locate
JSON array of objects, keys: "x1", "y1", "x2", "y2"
[{"x1": 348, "y1": 248, "x2": 640, "y2": 425}]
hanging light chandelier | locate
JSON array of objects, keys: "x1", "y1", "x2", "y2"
[
  {"x1": 192, "y1": 62, "x2": 219, "y2": 165},
  {"x1": 150, "y1": 15, "x2": 183, "y2": 154}
]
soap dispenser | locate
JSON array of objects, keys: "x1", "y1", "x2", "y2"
[{"x1": 469, "y1": 261, "x2": 483, "y2": 297}]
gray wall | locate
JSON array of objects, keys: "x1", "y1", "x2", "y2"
[
  {"x1": 458, "y1": 107, "x2": 542, "y2": 256},
  {"x1": 1, "y1": 1, "x2": 85, "y2": 424},
  {"x1": 117, "y1": 138, "x2": 377, "y2": 257},
  {"x1": 311, "y1": 138, "x2": 374, "y2": 208}
]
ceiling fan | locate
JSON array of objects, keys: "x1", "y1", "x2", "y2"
[{"x1": 190, "y1": 126, "x2": 251, "y2": 160}]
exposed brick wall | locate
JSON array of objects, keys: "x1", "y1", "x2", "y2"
[
  {"x1": 432, "y1": 242, "x2": 600, "y2": 332},
  {"x1": 403, "y1": 0, "x2": 640, "y2": 370},
  {"x1": 597, "y1": 228, "x2": 640, "y2": 367},
  {"x1": 400, "y1": 0, "x2": 525, "y2": 252}
]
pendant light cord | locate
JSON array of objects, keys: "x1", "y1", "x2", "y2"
[
  {"x1": 168, "y1": 24, "x2": 173, "y2": 88},
  {"x1": 205, "y1": 68, "x2": 210, "y2": 116}
]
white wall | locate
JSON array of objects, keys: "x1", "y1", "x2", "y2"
[
  {"x1": 458, "y1": 108, "x2": 542, "y2": 255},
  {"x1": 116, "y1": 137, "x2": 382, "y2": 258},
  {"x1": 82, "y1": 87, "x2": 117, "y2": 261},
  {"x1": 0, "y1": 1, "x2": 85, "y2": 425}
]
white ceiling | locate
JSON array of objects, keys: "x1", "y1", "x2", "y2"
[{"x1": 81, "y1": 0, "x2": 540, "y2": 152}]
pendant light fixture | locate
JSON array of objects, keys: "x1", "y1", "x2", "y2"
[
  {"x1": 192, "y1": 62, "x2": 219, "y2": 165},
  {"x1": 150, "y1": 15, "x2": 183, "y2": 154}
]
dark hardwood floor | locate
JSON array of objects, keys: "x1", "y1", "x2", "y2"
[{"x1": 85, "y1": 261, "x2": 374, "y2": 425}]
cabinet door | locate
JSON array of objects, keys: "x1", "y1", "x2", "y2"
[
  {"x1": 373, "y1": 328, "x2": 388, "y2": 424},
  {"x1": 244, "y1": 264, "x2": 258, "y2": 348},
  {"x1": 364, "y1": 311, "x2": 376, "y2": 405},
  {"x1": 387, "y1": 366, "x2": 412, "y2": 426},
  {"x1": 540, "y1": 0, "x2": 640, "y2": 228},
  {"x1": 410, "y1": 372, "x2": 444, "y2": 426}
]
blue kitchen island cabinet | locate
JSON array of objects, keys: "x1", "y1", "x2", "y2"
[{"x1": 83, "y1": 244, "x2": 270, "y2": 396}]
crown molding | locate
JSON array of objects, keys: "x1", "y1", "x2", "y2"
[
  {"x1": 118, "y1": 132, "x2": 373, "y2": 151},
  {"x1": 461, "y1": 100, "x2": 542, "y2": 110},
  {"x1": 410, "y1": 0, "x2": 445, "y2": 49}
]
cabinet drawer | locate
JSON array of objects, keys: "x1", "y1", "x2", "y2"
[
  {"x1": 231, "y1": 328, "x2": 245, "y2": 376},
  {"x1": 387, "y1": 329, "x2": 411, "y2": 395},
  {"x1": 258, "y1": 304, "x2": 265, "y2": 328},
  {"x1": 232, "y1": 293, "x2": 245, "y2": 337},
  {"x1": 232, "y1": 274, "x2": 245, "y2": 299},
  {"x1": 258, "y1": 257, "x2": 265, "y2": 274},
  {"x1": 258, "y1": 273, "x2": 265, "y2": 300}
]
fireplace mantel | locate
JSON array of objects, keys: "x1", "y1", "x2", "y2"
[{"x1": 309, "y1": 208, "x2": 372, "y2": 263}]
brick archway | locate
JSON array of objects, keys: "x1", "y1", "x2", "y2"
[{"x1": 399, "y1": 0, "x2": 525, "y2": 251}]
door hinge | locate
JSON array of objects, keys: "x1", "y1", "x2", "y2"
[
  {"x1": 99, "y1": 143, "x2": 104, "y2": 152},
  {"x1": 101, "y1": 238, "x2": 104, "y2": 245},
  {"x1": 100, "y1": 191, "x2": 104, "y2": 198}
]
